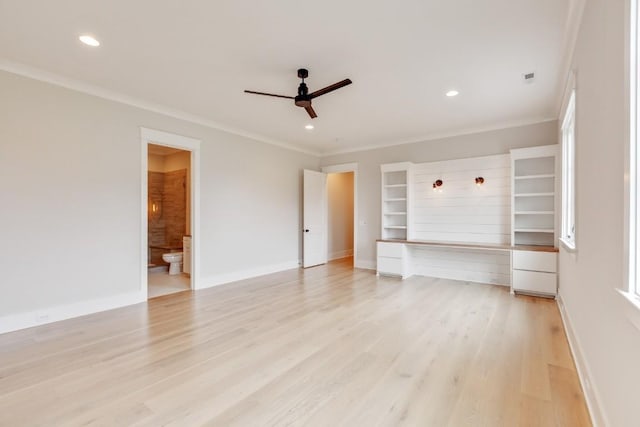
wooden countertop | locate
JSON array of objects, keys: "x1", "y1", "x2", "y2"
[{"x1": 376, "y1": 239, "x2": 559, "y2": 253}]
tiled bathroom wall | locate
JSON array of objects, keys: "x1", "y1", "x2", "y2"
[
  {"x1": 163, "y1": 169, "x2": 187, "y2": 246},
  {"x1": 147, "y1": 169, "x2": 186, "y2": 266}
]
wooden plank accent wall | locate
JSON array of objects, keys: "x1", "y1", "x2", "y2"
[
  {"x1": 409, "y1": 154, "x2": 511, "y2": 285},
  {"x1": 412, "y1": 154, "x2": 511, "y2": 244}
]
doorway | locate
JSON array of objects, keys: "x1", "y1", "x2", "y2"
[
  {"x1": 326, "y1": 171, "x2": 355, "y2": 266},
  {"x1": 140, "y1": 128, "x2": 201, "y2": 300},
  {"x1": 147, "y1": 144, "x2": 191, "y2": 298},
  {"x1": 322, "y1": 163, "x2": 358, "y2": 267}
]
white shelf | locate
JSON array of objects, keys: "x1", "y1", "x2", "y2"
[
  {"x1": 384, "y1": 226, "x2": 407, "y2": 229},
  {"x1": 384, "y1": 184, "x2": 407, "y2": 188},
  {"x1": 514, "y1": 211, "x2": 554, "y2": 215},
  {"x1": 514, "y1": 174, "x2": 555, "y2": 180},
  {"x1": 514, "y1": 192, "x2": 554, "y2": 198},
  {"x1": 384, "y1": 198, "x2": 407, "y2": 201},
  {"x1": 385, "y1": 212, "x2": 407, "y2": 215},
  {"x1": 514, "y1": 228, "x2": 554, "y2": 233}
]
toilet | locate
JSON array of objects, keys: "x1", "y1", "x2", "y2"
[{"x1": 162, "y1": 252, "x2": 183, "y2": 275}]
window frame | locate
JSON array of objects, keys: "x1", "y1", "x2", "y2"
[
  {"x1": 561, "y1": 90, "x2": 577, "y2": 250},
  {"x1": 631, "y1": 0, "x2": 640, "y2": 298}
]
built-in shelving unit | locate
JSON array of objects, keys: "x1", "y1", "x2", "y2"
[
  {"x1": 511, "y1": 148, "x2": 558, "y2": 247},
  {"x1": 381, "y1": 163, "x2": 412, "y2": 240},
  {"x1": 377, "y1": 151, "x2": 561, "y2": 292},
  {"x1": 510, "y1": 145, "x2": 559, "y2": 297}
]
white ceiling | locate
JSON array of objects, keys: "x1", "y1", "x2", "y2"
[{"x1": 0, "y1": 0, "x2": 572, "y2": 155}]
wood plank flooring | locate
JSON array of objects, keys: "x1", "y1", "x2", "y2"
[{"x1": 0, "y1": 258, "x2": 591, "y2": 426}]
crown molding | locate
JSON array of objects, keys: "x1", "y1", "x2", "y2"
[
  {"x1": 0, "y1": 60, "x2": 560, "y2": 160},
  {"x1": 320, "y1": 118, "x2": 557, "y2": 157},
  {"x1": 0, "y1": 59, "x2": 321, "y2": 157}
]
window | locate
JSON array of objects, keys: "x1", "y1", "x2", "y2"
[
  {"x1": 561, "y1": 90, "x2": 576, "y2": 249},
  {"x1": 631, "y1": 0, "x2": 640, "y2": 298}
]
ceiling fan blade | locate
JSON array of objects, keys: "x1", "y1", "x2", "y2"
[
  {"x1": 244, "y1": 90, "x2": 294, "y2": 100},
  {"x1": 309, "y1": 79, "x2": 352, "y2": 99},
  {"x1": 305, "y1": 105, "x2": 317, "y2": 119}
]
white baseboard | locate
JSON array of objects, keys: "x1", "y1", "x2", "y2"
[
  {"x1": 355, "y1": 258, "x2": 376, "y2": 270},
  {"x1": 556, "y1": 294, "x2": 609, "y2": 427},
  {"x1": 0, "y1": 290, "x2": 146, "y2": 335},
  {"x1": 198, "y1": 260, "x2": 300, "y2": 290},
  {"x1": 328, "y1": 249, "x2": 354, "y2": 261}
]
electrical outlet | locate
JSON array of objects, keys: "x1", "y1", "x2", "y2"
[{"x1": 35, "y1": 313, "x2": 50, "y2": 323}]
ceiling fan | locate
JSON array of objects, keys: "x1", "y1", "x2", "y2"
[{"x1": 244, "y1": 68, "x2": 352, "y2": 119}]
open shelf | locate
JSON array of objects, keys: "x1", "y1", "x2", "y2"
[
  {"x1": 514, "y1": 211, "x2": 554, "y2": 215},
  {"x1": 385, "y1": 212, "x2": 407, "y2": 215},
  {"x1": 514, "y1": 192, "x2": 554, "y2": 198},
  {"x1": 384, "y1": 226, "x2": 407, "y2": 229},
  {"x1": 384, "y1": 184, "x2": 407, "y2": 188},
  {"x1": 514, "y1": 174, "x2": 555, "y2": 180},
  {"x1": 384, "y1": 198, "x2": 407, "y2": 201},
  {"x1": 512, "y1": 147, "x2": 558, "y2": 249}
]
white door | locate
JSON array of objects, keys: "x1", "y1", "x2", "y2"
[{"x1": 303, "y1": 169, "x2": 328, "y2": 268}]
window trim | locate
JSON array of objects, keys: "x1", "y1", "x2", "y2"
[
  {"x1": 630, "y1": 0, "x2": 639, "y2": 298},
  {"x1": 561, "y1": 90, "x2": 577, "y2": 250},
  {"x1": 619, "y1": 0, "x2": 640, "y2": 326}
]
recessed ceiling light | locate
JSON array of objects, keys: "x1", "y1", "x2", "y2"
[
  {"x1": 446, "y1": 90, "x2": 459, "y2": 97},
  {"x1": 79, "y1": 35, "x2": 100, "y2": 47},
  {"x1": 305, "y1": 124, "x2": 314, "y2": 130}
]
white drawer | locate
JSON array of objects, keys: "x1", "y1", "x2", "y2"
[
  {"x1": 377, "y1": 256, "x2": 404, "y2": 276},
  {"x1": 513, "y1": 269, "x2": 557, "y2": 296},
  {"x1": 377, "y1": 242, "x2": 405, "y2": 258},
  {"x1": 513, "y1": 250, "x2": 557, "y2": 273}
]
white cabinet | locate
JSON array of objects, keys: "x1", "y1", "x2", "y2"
[
  {"x1": 380, "y1": 163, "x2": 412, "y2": 240},
  {"x1": 512, "y1": 250, "x2": 557, "y2": 296},
  {"x1": 376, "y1": 241, "x2": 408, "y2": 278},
  {"x1": 513, "y1": 250, "x2": 557, "y2": 272},
  {"x1": 512, "y1": 269, "x2": 557, "y2": 295}
]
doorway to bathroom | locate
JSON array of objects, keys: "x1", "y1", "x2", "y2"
[
  {"x1": 147, "y1": 144, "x2": 191, "y2": 298},
  {"x1": 140, "y1": 128, "x2": 201, "y2": 300}
]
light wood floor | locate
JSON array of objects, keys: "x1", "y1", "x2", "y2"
[{"x1": 0, "y1": 258, "x2": 591, "y2": 426}]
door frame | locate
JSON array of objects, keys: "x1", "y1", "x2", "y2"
[
  {"x1": 321, "y1": 163, "x2": 358, "y2": 265},
  {"x1": 140, "y1": 127, "x2": 201, "y2": 298}
]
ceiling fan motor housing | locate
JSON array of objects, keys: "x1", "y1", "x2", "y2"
[
  {"x1": 295, "y1": 81, "x2": 311, "y2": 107},
  {"x1": 295, "y1": 95, "x2": 312, "y2": 108}
]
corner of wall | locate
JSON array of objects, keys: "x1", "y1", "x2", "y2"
[{"x1": 556, "y1": 293, "x2": 610, "y2": 427}]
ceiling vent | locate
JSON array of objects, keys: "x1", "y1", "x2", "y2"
[{"x1": 523, "y1": 72, "x2": 535, "y2": 83}]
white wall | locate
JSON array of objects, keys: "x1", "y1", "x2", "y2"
[
  {"x1": 0, "y1": 70, "x2": 318, "y2": 326},
  {"x1": 321, "y1": 121, "x2": 558, "y2": 268},
  {"x1": 327, "y1": 172, "x2": 354, "y2": 260},
  {"x1": 557, "y1": 0, "x2": 640, "y2": 425}
]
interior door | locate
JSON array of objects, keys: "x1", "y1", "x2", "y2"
[{"x1": 303, "y1": 169, "x2": 328, "y2": 268}]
